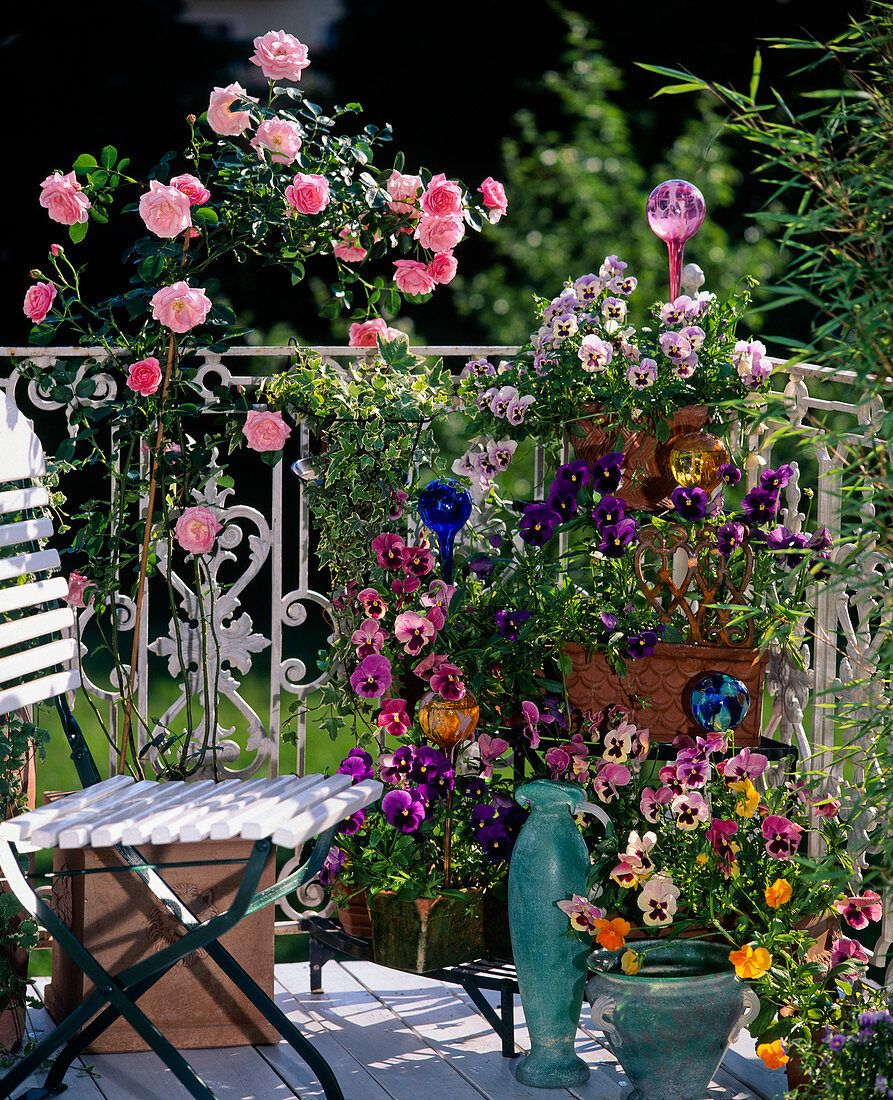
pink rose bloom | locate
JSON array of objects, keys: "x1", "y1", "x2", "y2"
[
  {"x1": 23, "y1": 282, "x2": 57, "y2": 324},
  {"x1": 420, "y1": 173, "x2": 463, "y2": 217},
  {"x1": 386, "y1": 170, "x2": 422, "y2": 214},
  {"x1": 393, "y1": 259, "x2": 436, "y2": 297},
  {"x1": 250, "y1": 29, "x2": 310, "y2": 82},
  {"x1": 207, "y1": 82, "x2": 257, "y2": 136},
  {"x1": 174, "y1": 505, "x2": 223, "y2": 555},
  {"x1": 348, "y1": 317, "x2": 403, "y2": 348},
  {"x1": 150, "y1": 281, "x2": 212, "y2": 333},
  {"x1": 39, "y1": 171, "x2": 91, "y2": 226},
  {"x1": 242, "y1": 409, "x2": 291, "y2": 452},
  {"x1": 250, "y1": 118, "x2": 303, "y2": 164},
  {"x1": 427, "y1": 251, "x2": 457, "y2": 285},
  {"x1": 332, "y1": 228, "x2": 367, "y2": 263},
  {"x1": 126, "y1": 357, "x2": 163, "y2": 396},
  {"x1": 65, "y1": 571, "x2": 94, "y2": 608},
  {"x1": 285, "y1": 173, "x2": 330, "y2": 215},
  {"x1": 170, "y1": 174, "x2": 211, "y2": 206},
  {"x1": 415, "y1": 213, "x2": 464, "y2": 252},
  {"x1": 139, "y1": 180, "x2": 193, "y2": 239},
  {"x1": 478, "y1": 177, "x2": 508, "y2": 222}
]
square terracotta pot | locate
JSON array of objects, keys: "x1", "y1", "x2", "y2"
[
  {"x1": 44, "y1": 836, "x2": 278, "y2": 1053},
  {"x1": 563, "y1": 642, "x2": 767, "y2": 746}
]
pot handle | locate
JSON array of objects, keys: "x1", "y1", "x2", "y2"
[
  {"x1": 589, "y1": 994, "x2": 622, "y2": 1049},
  {"x1": 730, "y1": 985, "x2": 761, "y2": 1044}
]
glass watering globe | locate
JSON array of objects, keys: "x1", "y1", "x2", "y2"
[
  {"x1": 688, "y1": 673, "x2": 750, "y2": 734},
  {"x1": 668, "y1": 432, "x2": 729, "y2": 494},
  {"x1": 416, "y1": 477, "x2": 472, "y2": 586},
  {"x1": 646, "y1": 179, "x2": 706, "y2": 302}
]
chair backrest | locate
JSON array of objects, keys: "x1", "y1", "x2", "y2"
[{"x1": 0, "y1": 392, "x2": 81, "y2": 718}]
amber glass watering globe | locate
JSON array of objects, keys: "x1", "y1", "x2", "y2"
[
  {"x1": 416, "y1": 689, "x2": 480, "y2": 752},
  {"x1": 646, "y1": 179, "x2": 706, "y2": 302},
  {"x1": 669, "y1": 432, "x2": 729, "y2": 493}
]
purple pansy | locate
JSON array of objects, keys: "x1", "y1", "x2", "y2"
[
  {"x1": 716, "y1": 520, "x2": 746, "y2": 558},
  {"x1": 591, "y1": 452, "x2": 625, "y2": 494},
  {"x1": 381, "y1": 788, "x2": 427, "y2": 833},
  {"x1": 554, "y1": 459, "x2": 591, "y2": 492},
  {"x1": 760, "y1": 464, "x2": 794, "y2": 492},
  {"x1": 337, "y1": 809, "x2": 366, "y2": 836},
  {"x1": 318, "y1": 846, "x2": 346, "y2": 887},
  {"x1": 761, "y1": 814, "x2": 803, "y2": 860},
  {"x1": 467, "y1": 554, "x2": 495, "y2": 581},
  {"x1": 766, "y1": 525, "x2": 810, "y2": 568},
  {"x1": 411, "y1": 746, "x2": 454, "y2": 797},
  {"x1": 519, "y1": 503, "x2": 562, "y2": 546},
  {"x1": 349, "y1": 654, "x2": 393, "y2": 698},
  {"x1": 592, "y1": 495, "x2": 626, "y2": 529},
  {"x1": 495, "y1": 608, "x2": 533, "y2": 640},
  {"x1": 671, "y1": 486, "x2": 709, "y2": 521},
  {"x1": 547, "y1": 480, "x2": 579, "y2": 521},
  {"x1": 598, "y1": 517, "x2": 639, "y2": 558},
  {"x1": 718, "y1": 463, "x2": 742, "y2": 486},
  {"x1": 337, "y1": 748, "x2": 375, "y2": 784},
  {"x1": 741, "y1": 487, "x2": 778, "y2": 526},
  {"x1": 626, "y1": 629, "x2": 660, "y2": 660}
]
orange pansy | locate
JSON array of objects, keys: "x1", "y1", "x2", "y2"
[
  {"x1": 593, "y1": 917, "x2": 631, "y2": 952},
  {"x1": 729, "y1": 943, "x2": 772, "y2": 980},
  {"x1": 756, "y1": 1040, "x2": 789, "y2": 1069},
  {"x1": 765, "y1": 878, "x2": 793, "y2": 909}
]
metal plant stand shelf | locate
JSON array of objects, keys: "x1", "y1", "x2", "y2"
[{"x1": 305, "y1": 915, "x2": 521, "y2": 1057}]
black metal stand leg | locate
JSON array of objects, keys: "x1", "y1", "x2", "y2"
[
  {"x1": 309, "y1": 931, "x2": 338, "y2": 994},
  {"x1": 458, "y1": 978, "x2": 519, "y2": 1058}
]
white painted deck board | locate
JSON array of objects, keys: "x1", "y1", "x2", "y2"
[{"x1": 1, "y1": 961, "x2": 781, "y2": 1100}]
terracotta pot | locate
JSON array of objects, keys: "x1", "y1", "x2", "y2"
[
  {"x1": 563, "y1": 641, "x2": 767, "y2": 745},
  {"x1": 334, "y1": 885, "x2": 373, "y2": 940},
  {"x1": 370, "y1": 890, "x2": 485, "y2": 973},
  {"x1": 44, "y1": 834, "x2": 278, "y2": 1053},
  {"x1": 569, "y1": 405, "x2": 709, "y2": 511}
]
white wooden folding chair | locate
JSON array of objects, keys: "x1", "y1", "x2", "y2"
[{"x1": 0, "y1": 392, "x2": 381, "y2": 1100}]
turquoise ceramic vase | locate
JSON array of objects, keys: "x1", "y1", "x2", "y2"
[
  {"x1": 585, "y1": 939, "x2": 760, "y2": 1100},
  {"x1": 508, "y1": 779, "x2": 591, "y2": 1088}
]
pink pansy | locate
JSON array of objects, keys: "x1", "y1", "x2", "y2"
[
  {"x1": 477, "y1": 734, "x2": 510, "y2": 779},
  {"x1": 830, "y1": 936, "x2": 870, "y2": 972},
  {"x1": 488, "y1": 438, "x2": 517, "y2": 470},
  {"x1": 602, "y1": 725, "x2": 632, "y2": 763},
  {"x1": 761, "y1": 814, "x2": 803, "y2": 860},
  {"x1": 170, "y1": 174, "x2": 211, "y2": 206},
  {"x1": 833, "y1": 891, "x2": 883, "y2": 930},
  {"x1": 489, "y1": 385, "x2": 519, "y2": 419},
  {"x1": 520, "y1": 699, "x2": 554, "y2": 750},
  {"x1": 506, "y1": 395, "x2": 536, "y2": 426},
  {"x1": 388, "y1": 487, "x2": 408, "y2": 520},
  {"x1": 415, "y1": 213, "x2": 464, "y2": 252},
  {"x1": 242, "y1": 409, "x2": 291, "y2": 452},
  {"x1": 333, "y1": 228, "x2": 367, "y2": 262},
  {"x1": 150, "y1": 281, "x2": 212, "y2": 333},
  {"x1": 350, "y1": 619, "x2": 388, "y2": 658},
  {"x1": 814, "y1": 797, "x2": 841, "y2": 818},
  {"x1": 348, "y1": 317, "x2": 404, "y2": 348},
  {"x1": 420, "y1": 173, "x2": 464, "y2": 217},
  {"x1": 138, "y1": 180, "x2": 193, "y2": 239},
  {"x1": 721, "y1": 748, "x2": 769, "y2": 782},
  {"x1": 599, "y1": 254, "x2": 627, "y2": 278},
  {"x1": 413, "y1": 652, "x2": 450, "y2": 682},
  {"x1": 424, "y1": 604, "x2": 445, "y2": 633},
  {"x1": 640, "y1": 785, "x2": 673, "y2": 823},
  {"x1": 250, "y1": 117, "x2": 303, "y2": 164},
  {"x1": 638, "y1": 874, "x2": 680, "y2": 926},
  {"x1": 675, "y1": 751, "x2": 709, "y2": 789},
  {"x1": 556, "y1": 894, "x2": 604, "y2": 934},
  {"x1": 23, "y1": 282, "x2": 57, "y2": 324},
  {"x1": 630, "y1": 725, "x2": 650, "y2": 761},
  {"x1": 250, "y1": 29, "x2": 310, "y2": 82},
  {"x1": 401, "y1": 545, "x2": 435, "y2": 578},
  {"x1": 371, "y1": 533, "x2": 406, "y2": 570},
  {"x1": 393, "y1": 611, "x2": 435, "y2": 655},
  {"x1": 125, "y1": 357, "x2": 163, "y2": 397},
  {"x1": 207, "y1": 82, "x2": 257, "y2": 136},
  {"x1": 285, "y1": 173, "x2": 330, "y2": 215},
  {"x1": 659, "y1": 296, "x2": 696, "y2": 326},
  {"x1": 39, "y1": 171, "x2": 91, "y2": 225},
  {"x1": 592, "y1": 761, "x2": 632, "y2": 804},
  {"x1": 391, "y1": 574, "x2": 421, "y2": 599},
  {"x1": 610, "y1": 852, "x2": 649, "y2": 888},
  {"x1": 349, "y1": 654, "x2": 392, "y2": 699},
  {"x1": 393, "y1": 259, "x2": 436, "y2": 297},
  {"x1": 386, "y1": 170, "x2": 422, "y2": 214},
  {"x1": 429, "y1": 662, "x2": 466, "y2": 701},
  {"x1": 545, "y1": 735, "x2": 589, "y2": 782},
  {"x1": 174, "y1": 505, "x2": 222, "y2": 555},
  {"x1": 671, "y1": 791, "x2": 710, "y2": 830},
  {"x1": 357, "y1": 587, "x2": 387, "y2": 620},
  {"x1": 578, "y1": 334, "x2": 614, "y2": 371},
  {"x1": 377, "y1": 699, "x2": 411, "y2": 738},
  {"x1": 427, "y1": 250, "x2": 458, "y2": 285},
  {"x1": 707, "y1": 818, "x2": 740, "y2": 876},
  {"x1": 65, "y1": 571, "x2": 94, "y2": 608},
  {"x1": 421, "y1": 580, "x2": 457, "y2": 611},
  {"x1": 732, "y1": 339, "x2": 772, "y2": 387},
  {"x1": 478, "y1": 177, "x2": 508, "y2": 222}
]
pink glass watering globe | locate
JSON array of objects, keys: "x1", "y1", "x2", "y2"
[{"x1": 646, "y1": 179, "x2": 706, "y2": 301}]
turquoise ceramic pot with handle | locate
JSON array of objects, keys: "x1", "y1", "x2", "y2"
[{"x1": 508, "y1": 779, "x2": 601, "y2": 1088}]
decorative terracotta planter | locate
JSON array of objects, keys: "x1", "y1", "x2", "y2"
[
  {"x1": 563, "y1": 642, "x2": 767, "y2": 745},
  {"x1": 569, "y1": 405, "x2": 709, "y2": 511},
  {"x1": 370, "y1": 890, "x2": 485, "y2": 973},
  {"x1": 44, "y1": 836, "x2": 278, "y2": 1053},
  {"x1": 334, "y1": 885, "x2": 373, "y2": 940}
]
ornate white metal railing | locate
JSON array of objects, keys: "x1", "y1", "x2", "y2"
[{"x1": 1, "y1": 345, "x2": 889, "y2": 973}]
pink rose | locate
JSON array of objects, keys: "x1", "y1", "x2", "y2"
[
  {"x1": 174, "y1": 505, "x2": 223, "y2": 555},
  {"x1": 150, "y1": 281, "x2": 212, "y2": 333},
  {"x1": 250, "y1": 30, "x2": 310, "y2": 82},
  {"x1": 386, "y1": 170, "x2": 422, "y2": 215},
  {"x1": 138, "y1": 180, "x2": 193, "y2": 239},
  {"x1": 250, "y1": 118, "x2": 303, "y2": 164},
  {"x1": 170, "y1": 174, "x2": 211, "y2": 206},
  {"x1": 478, "y1": 177, "x2": 508, "y2": 222},
  {"x1": 427, "y1": 250, "x2": 457, "y2": 285},
  {"x1": 242, "y1": 409, "x2": 292, "y2": 452},
  {"x1": 420, "y1": 173, "x2": 464, "y2": 217},
  {"x1": 207, "y1": 82, "x2": 257, "y2": 136},
  {"x1": 393, "y1": 259, "x2": 435, "y2": 297},
  {"x1": 284, "y1": 173, "x2": 330, "y2": 215},
  {"x1": 332, "y1": 228, "x2": 367, "y2": 262},
  {"x1": 23, "y1": 282, "x2": 57, "y2": 324},
  {"x1": 415, "y1": 213, "x2": 464, "y2": 252},
  {"x1": 126, "y1": 356, "x2": 163, "y2": 396},
  {"x1": 65, "y1": 571, "x2": 94, "y2": 608},
  {"x1": 39, "y1": 171, "x2": 91, "y2": 226},
  {"x1": 348, "y1": 318, "x2": 404, "y2": 348}
]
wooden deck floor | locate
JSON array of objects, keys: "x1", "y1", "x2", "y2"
[{"x1": 5, "y1": 963, "x2": 789, "y2": 1099}]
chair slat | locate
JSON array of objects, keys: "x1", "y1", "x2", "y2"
[
  {"x1": 179, "y1": 775, "x2": 298, "y2": 843},
  {"x1": 86, "y1": 780, "x2": 218, "y2": 848},
  {"x1": 0, "y1": 638, "x2": 77, "y2": 687},
  {"x1": 0, "y1": 775, "x2": 137, "y2": 843},
  {"x1": 124, "y1": 779, "x2": 243, "y2": 845},
  {"x1": 0, "y1": 668, "x2": 81, "y2": 717},
  {"x1": 0, "y1": 517, "x2": 53, "y2": 549},
  {"x1": 239, "y1": 773, "x2": 356, "y2": 840},
  {"x1": 32, "y1": 780, "x2": 160, "y2": 848},
  {"x1": 0, "y1": 486, "x2": 50, "y2": 515},
  {"x1": 0, "y1": 549, "x2": 61, "y2": 583},
  {"x1": 272, "y1": 779, "x2": 384, "y2": 849},
  {"x1": 151, "y1": 778, "x2": 278, "y2": 844},
  {"x1": 0, "y1": 606, "x2": 74, "y2": 651},
  {"x1": 207, "y1": 775, "x2": 327, "y2": 841},
  {"x1": 0, "y1": 576, "x2": 69, "y2": 614}
]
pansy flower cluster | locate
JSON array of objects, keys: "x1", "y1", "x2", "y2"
[{"x1": 785, "y1": 1003, "x2": 893, "y2": 1100}]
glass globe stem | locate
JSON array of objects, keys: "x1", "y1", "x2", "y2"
[
  {"x1": 438, "y1": 531, "x2": 457, "y2": 586},
  {"x1": 668, "y1": 240, "x2": 686, "y2": 303}
]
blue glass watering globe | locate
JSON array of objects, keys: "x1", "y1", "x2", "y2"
[
  {"x1": 689, "y1": 673, "x2": 750, "y2": 733},
  {"x1": 416, "y1": 478, "x2": 472, "y2": 585}
]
